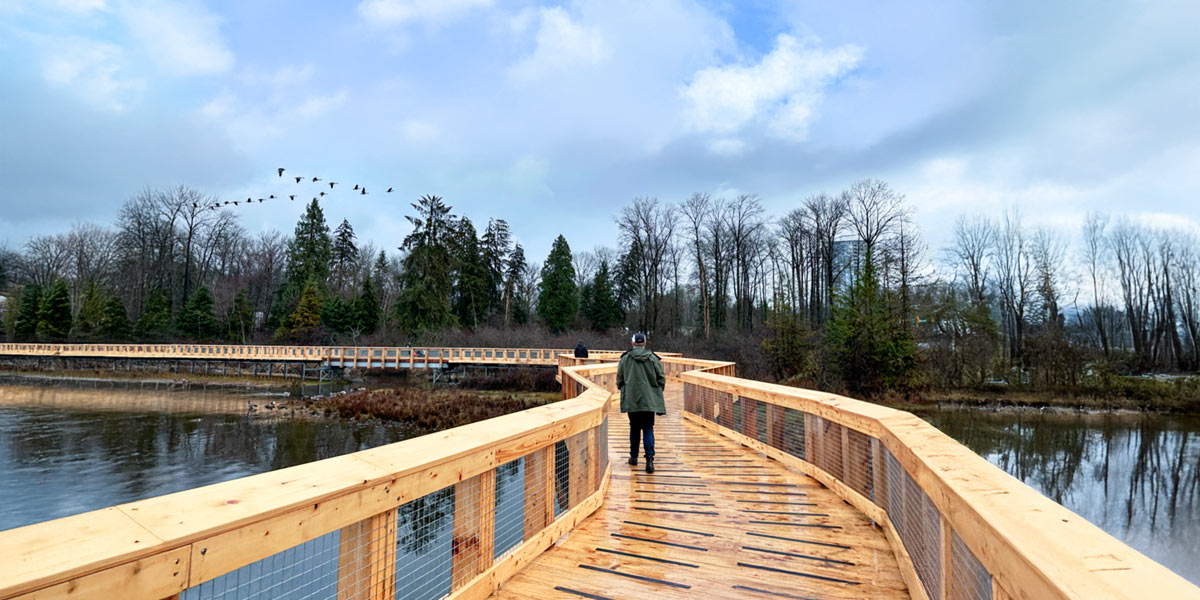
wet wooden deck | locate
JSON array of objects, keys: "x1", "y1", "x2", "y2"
[{"x1": 490, "y1": 383, "x2": 911, "y2": 600}]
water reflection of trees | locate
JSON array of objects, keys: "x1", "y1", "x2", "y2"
[
  {"x1": 920, "y1": 409, "x2": 1200, "y2": 581},
  {"x1": 0, "y1": 393, "x2": 415, "y2": 530}
]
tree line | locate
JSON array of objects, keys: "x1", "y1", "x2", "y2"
[{"x1": 2, "y1": 182, "x2": 1199, "y2": 395}]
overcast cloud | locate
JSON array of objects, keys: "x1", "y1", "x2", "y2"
[{"x1": 1, "y1": 0, "x2": 1197, "y2": 261}]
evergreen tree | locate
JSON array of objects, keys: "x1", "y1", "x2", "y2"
[
  {"x1": 225, "y1": 289, "x2": 254, "y2": 343},
  {"x1": 322, "y1": 295, "x2": 356, "y2": 334},
  {"x1": 100, "y1": 297, "x2": 132, "y2": 340},
  {"x1": 582, "y1": 259, "x2": 621, "y2": 331},
  {"x1": 14, "y1": 284, "x2": 42, "y2": 341},
  {"x1": 271, "y1": 199, "x2": 333, "y2": 330},
  {"x1": 503, "y1": 243, "x2": 526, "y2": 327},
  {"x1": 355, "y1": 272, "x2": 381, "y2": 334},
  {"x1": 537, "y1": 235, "x2": 577, "y2": 333},
  {"x1": 290, "y1": 277, "x2": 324, "y2": 340},
  {"x1": 481, "y1": 219, "x2": 511, "y2": 313},
  {"x1": 36, "y1": 280, "x2": 72, "y2": 341},
  {"x1": 74, "y1": 282, "x2": 106, "y2": 340},
  {"x1": 395, "y1": 195, "x2": 456, "y2": 333},
  {"x1": 177, "y1": 286, "x2": 217, "y2": 340},
  {"x1": 288, "y1": 199, "x2": 334, "y2": 287},
  {"x1": 827, "y1": 251, "x2": 917, "y2": 395},
  {"x1": 763, "y1": 311, "x2": 812, "y2": 382},
  {"x1": 451, "y1": 218, "x2": 491, "y2": 330},
  {"x1": 135, "y1": 290, "x2": 172, "y2": 340},
  {"x1": 331, "y1": 218, "x2": 358, "y2": 291}
]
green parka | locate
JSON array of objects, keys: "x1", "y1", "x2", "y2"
[{"x1": 617, "y1": 346, "x2": 666, "y2": 414}]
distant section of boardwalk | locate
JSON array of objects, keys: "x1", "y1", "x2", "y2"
[{"x1": 491, "y1": 383, "x2": 910, "y2": 600}]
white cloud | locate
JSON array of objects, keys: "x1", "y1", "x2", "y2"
[
  {"x1": 401, "y1": 119, "x2": 439, "y2": 143},
  {"x1": 509, "y1": 7, "x2": 610, "y2": 83},
  {"x1": 295, "y1": 90, "x2": 348, "y2": 119},
  {"x1": 199, "y1": 91, "x2": 236, "y2": 118},
  {"x1": 681, "y1": 34, "x2": 862, "y2": 141},
  {"x1": 120, "y1": 1, "x2": 234, "y2": 76},
  {"x1": 357, "y1": 0, "x2": 491, "y2": 26},
  {"x1": 708, "y1": 138, "x2": 746, "y2": 156},
  {"x1": 39, "y1": 36, "x2": 141, "y2": 110}
]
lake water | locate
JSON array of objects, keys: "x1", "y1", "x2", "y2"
[
  {"x1": 914, "y1": 407, "x2": 1200, "y2": 585},
  {"x1": 0, "y1": 384, "x2": 421, "y2": 532}
]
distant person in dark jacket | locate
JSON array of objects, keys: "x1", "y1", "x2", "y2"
[
  {"x1": 617, "y1": 332, "x2": 665, "y2": 473},
  {"x1": 574, "y1": 339, "x2": 589, "y2": 359}
]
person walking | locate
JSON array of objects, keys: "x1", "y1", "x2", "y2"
[
  {"x1": 574, "y1": 339, "x2": 589, "y2": 358},
  {"x1": 617, "y1": 332, "x2": 665, "y2": 473}
]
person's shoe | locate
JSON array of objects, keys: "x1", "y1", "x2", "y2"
[
  {"x1": 627, "y1": 457, "x2": 637, "y2": 466},
  {"x1": 645, "y1": 458, "x2": 655, "y2": 474}
]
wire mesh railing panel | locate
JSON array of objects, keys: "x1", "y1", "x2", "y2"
[
  {"x1": 949, "y1": 530, "x2": 992, "y2": 600},
  {"x1": 737, "y1": 397, "x2": 756, "y2": 441},
  {"x1": 885, "y1": 447, "x2": 943, "y2": 600},
  {"x1": 394, "y1": 486, "x2": 455, "y2": 600},
  {"x1": 809, "y1": 417, "x2": 844, "y2": 480},
  {"x1": 181, "y1": 530, "x2": 341, "y2": 600},
  {"x1": 755, "y1": 400, "x2": 767, "y2": 443},
  {"x1": 782, "y1": 407, "x2": 806, "y2": 459},
  {"x1": 599, "y1": 417, "x2": 609, "y2": 476},
  {"x1": 701, "y1": 385, "x2": 717, "y2": 421},
  {"x1": 554, "y1": 440, "x2": 570, "y2": 516},
  {"x1": 683, "y1": 382, "x2": 699, "y2": 414},
  {"x1": 845, "y1": 428, "x2": 873, "y2": 500},
  {"x1": 494, "y1": 458, "x2": 525, "y2": 560},
  {"x1": 718, "y1": 390, "x2": 734, "y2": 429}
]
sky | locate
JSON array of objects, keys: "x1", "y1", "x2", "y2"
[{"x1": 2, "y1": 0, "x2": 1198, "y2": 265}]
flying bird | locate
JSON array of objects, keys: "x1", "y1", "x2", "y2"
[
  {"x1": 294, "y1": 176, "x2": 302, "y2": 183},
  {"x1": 353, "y1": 184, "x2": 359, "y2": 190},
  {"x1": 312, "y1": 177, "x2": 320, "y2": 182},
  {"x1": 233, "y1": 201, "x2": 239, "y2": 206},
  {"x1": 386, "y1": 187, "x2": 393, "y2": 193},
  {"x1": 192, "y1": 202, "x2": 198, "y2": 208},
  {"x1": 319, "y1": 191, "x2": 326, "y2": 197},
  {"x1": 268, "y1": 194, "x2": 275, "y2": 199},
  {"x1": 360, "y1": 188, "x2": 367, "y2": 195},
  {"x1": 329, "y1": 182, "x2": 337, "y2": 189},
  {"x1": 278, "y1": 168, "x2": 285, "y2": 177},
  {"x1": 257, "y1": 198, "x2": 264, "y2": 203},
  {"x1": 289, "y1": 194, "x2": 296, "y2": 201},
  {"x1": 246, "y1": 197, "x2": 252, "y2": 203}
]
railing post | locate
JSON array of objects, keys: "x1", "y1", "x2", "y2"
[
  {"x1": 523, "y1": 445, "x2": 555, "y2": 538},
  {"x1": 568, "y1": 433, "x2": 589, "y2": 507},
  {"x1": 452, "y1": 470, "x2": 496, "y2": 590},
  {"x1": 940, "y1": 515, "x2": 952, "y2": 600},
  {"x1": 766, "y1": 403, "x2": 785, "y2": 449},
  {"x1": 337, "y1": 510, "x2": 398, "y2": 600}
]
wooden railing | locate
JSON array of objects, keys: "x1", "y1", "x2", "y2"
[
  {"x1": 679, "y1": 370, "x2": 1200, "y2": 600},
  {"x1": 2, "y1": 349, "x2": 1197, "y2": 600},
  {"x1": 0, "y1": 355, "x2": 616, "y2": 600},
  {"x1": 0, "y1": 343, "x2": 600, "y2": 369}
]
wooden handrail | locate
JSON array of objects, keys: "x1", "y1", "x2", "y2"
[
  {"x1": 678, "y1": 369, "x2": 1200, "y2": 600},
  {"x1": 0, "y1": 360, "x2": 619, "y2": 600}
]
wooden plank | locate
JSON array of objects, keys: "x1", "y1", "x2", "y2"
[
  {"x1": 452, "y1": 471, "x2": 496, "y2": 589},
  {"x1": 0, "y1": 508, "x2": 169, "y2": 598},
  {"x1": 523, "y1": 446, "x2": 554, "y2": 539},
  {"x1": 766, "y1": 403, "x2": 785, "y2": 450},
  {"x1": 10, "y1": 546, "x2": 191, "y2": 600},
  {"x1": 567, "y1": 433, "x2": 589, "y2": 508},
  {"x1": 338, "y1": 511, "x2": 398, "y2": 600},
  {"x1": 940, "y1": 516, "x2": 952, "y2": 600}
]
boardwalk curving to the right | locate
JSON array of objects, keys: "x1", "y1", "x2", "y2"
[{"x1": 491, "y1": 382, "x2": 910, "y2": 600}]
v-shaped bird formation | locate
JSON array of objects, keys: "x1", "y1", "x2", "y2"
[{"x1": 199, "y1": 167, "x2": 396, "y2": 211}]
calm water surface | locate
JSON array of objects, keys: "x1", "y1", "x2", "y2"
[
  {"x1": 914, "y1": 407, "x2": 1200, "y2": 585},
  {"x1": 0, "y1": 384, "x2": 421, "y2": 532}
]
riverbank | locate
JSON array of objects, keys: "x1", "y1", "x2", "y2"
[
  {"x1": 893, "y1": 377, "x2": 1200, "y2": 414},
  {"x1": 308, "y1": 387, "x2": 560, "y2": 432}
]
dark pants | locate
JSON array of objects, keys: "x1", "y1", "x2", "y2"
[{"x1": 628, "y1": 411, "x2": 656, "y2": 459}]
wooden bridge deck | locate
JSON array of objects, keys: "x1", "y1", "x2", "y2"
[{"x1": 491, "y1": 383, "x2": 911, "y2": 600}]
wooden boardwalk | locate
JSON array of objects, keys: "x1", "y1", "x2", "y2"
[{"x1": 491, "y1": 383, "x2": 911, "y2": 600}]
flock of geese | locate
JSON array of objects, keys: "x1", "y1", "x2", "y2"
[{"x1": 192, "y1": 167, "x2": 397, "y2": 210}]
